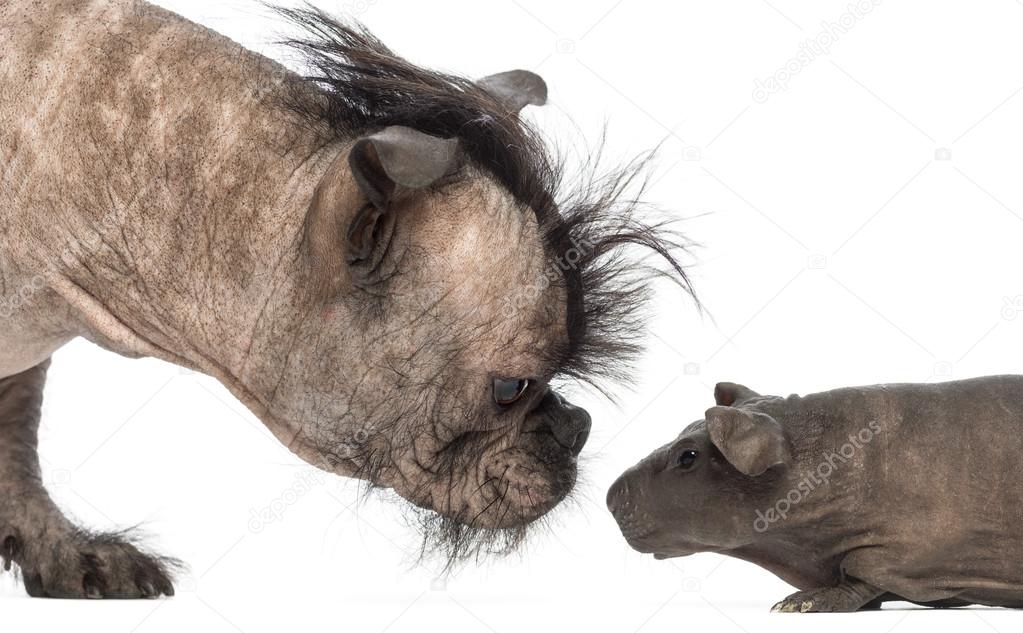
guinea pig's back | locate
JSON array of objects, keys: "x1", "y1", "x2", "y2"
[
  {"x1": 803, "y1": 375, "x2": 1023, "y2": 603},
  {"x1": 858, "y1": 374, "x2": 1023, "y2": 490}
]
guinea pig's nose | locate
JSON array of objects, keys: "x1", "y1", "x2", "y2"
[{"x1": 606, "y1": 474, "x2": 631, "y2": 517}]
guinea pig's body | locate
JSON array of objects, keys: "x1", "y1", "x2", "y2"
[{"x1": 607, "y1": 376, "x2": 1023, "y2": 612}]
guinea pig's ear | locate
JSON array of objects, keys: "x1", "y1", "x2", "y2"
[
  {"x1": 705, "y1": 406, "x2": 792, "y2": 477},
  {"x1": 477, "y1": 70, "x2": 548, "y2": 112},
  {"x1": 714, "y1": 382, "x2": 760, "y2": 407}
]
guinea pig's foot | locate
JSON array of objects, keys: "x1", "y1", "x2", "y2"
[
  {"x1": 771, "y1": 590, "x2": 818, "y2": 613},
  {"x1": 9, "y1": 528, "x2": 178, "y2": 599},
  {"x1": 771, "y1": 580, "x2": 883, "y2": 613}
]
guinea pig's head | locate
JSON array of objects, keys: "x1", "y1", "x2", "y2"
[{"x1": 606, "y1": 382, "x2": 793, "y2": 558}]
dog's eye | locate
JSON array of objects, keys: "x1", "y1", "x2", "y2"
[
  {"x1": 493, "y1": 378, "x2": 529, "y2": 406},
  {"x1": 676, "y1": 449, "x2": 699, "y2": 470}
]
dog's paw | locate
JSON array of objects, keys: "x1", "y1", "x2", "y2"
[{"x1": 5, "y1": 530, "x2": 177, "y2": 599}]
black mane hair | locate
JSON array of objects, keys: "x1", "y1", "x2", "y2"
[{"x1": 272, "y1": 4, "x2": 696, "y2": 392}]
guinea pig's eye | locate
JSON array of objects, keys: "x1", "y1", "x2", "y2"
[
  {"x1": 676, "y1": 449, "x2": 699, "y2": 470},
  {"x1": 493, "y1": 378, "x2": 530, "y2": 406}
]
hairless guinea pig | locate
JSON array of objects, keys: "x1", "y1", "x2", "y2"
[{"x1": 607, "y1": 377, "x2": 1023, "y2": 612}]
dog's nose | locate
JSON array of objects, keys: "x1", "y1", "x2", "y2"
[
  {"x1": 547, "y1": 392, "x2": 592, "y2": 455},
  {"x1": 552, "y1": 406, "x2": 591, "y2": 455}
]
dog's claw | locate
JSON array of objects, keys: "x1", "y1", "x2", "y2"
[{"x1": 1, "y1": 536, "x2": 15, "y2": 572}]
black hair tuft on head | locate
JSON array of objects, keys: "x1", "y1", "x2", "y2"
[{"x1": 273, "y1": 4, "x2": 696, "y2": 392}]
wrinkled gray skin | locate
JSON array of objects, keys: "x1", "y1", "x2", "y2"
[
  {"x1": 0, "y1": 0, "x2": 592, "y2": 597},
  {"x1": 608, "y1": 378, "x2": 1023, "y2": 612}
]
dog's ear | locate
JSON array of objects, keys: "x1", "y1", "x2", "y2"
[
  {"x1": 477, "y1": 70, "x2": 547, "y2": 112},
  {"x1": 304, "y1": 126, "x2": 461, "y2": 292},
  {"x1": 345, "y1": 126, "x2": 460, "y2": 265},
  {"x1": 348, "y1": 125, "x2": 460, "y2": 209},
  {"x1": 705, "y1": 406, "x2": 792, "y2": 477}
]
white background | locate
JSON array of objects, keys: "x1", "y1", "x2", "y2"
[{"x1": 5, "y1": 0, "x2": 1023, "y2": 631}]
